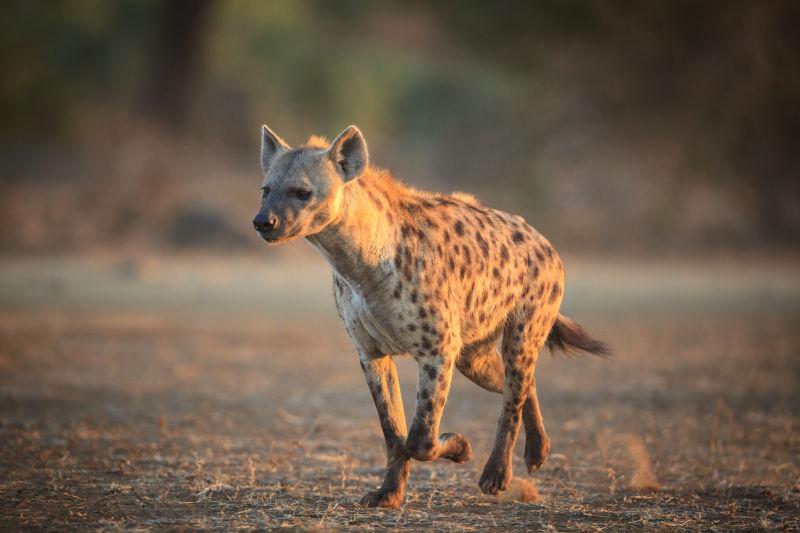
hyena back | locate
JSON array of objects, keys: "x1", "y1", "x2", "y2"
[{"x1": 253, "y1": 125, "x2": 609, "y2": 508}]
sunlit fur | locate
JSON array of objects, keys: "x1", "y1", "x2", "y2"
[{"x1": 254, "y1": 125, "x2": 608, "y2": 508}]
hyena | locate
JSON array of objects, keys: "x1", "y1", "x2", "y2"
[{"x1": 253, "y1": 125, "x2": 609, "y2": 508}]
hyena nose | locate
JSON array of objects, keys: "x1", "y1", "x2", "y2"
[{"x1": 253, "y1": 213, "x2": 277, "y2": 232}]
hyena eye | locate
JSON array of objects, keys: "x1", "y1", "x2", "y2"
[
  {"x1": 295, "y1": 189, "x2": 312, "y2": 201},
  {"x1": 261, "y1": 187, "x2": 270, "y2": 200}
]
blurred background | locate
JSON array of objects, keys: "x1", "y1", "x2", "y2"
[
  {"x1": 2, "y1": 3, "x2": 799, "y2": 528},
  {"x1": 2, "y1": 0, "x2": 799, "y2": 255}
]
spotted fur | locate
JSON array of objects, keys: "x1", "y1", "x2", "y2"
[{"x1": 254, "y1": 125, "x2": 609, "y2": 508}]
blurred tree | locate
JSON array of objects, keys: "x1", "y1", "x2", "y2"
[{"x1": 140, "y1": 0, "x2": 215, "y2": 131}]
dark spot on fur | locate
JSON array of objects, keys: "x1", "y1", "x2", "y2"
[
  {"x1": 492, "y1": 267, "x2": 500, "y2": 278},
  {"x1": 408, "y1": 323, "x2": 417, "y2": 331},
  {"x1": 549, "y1": 282, "x2": 561, "y2": 302},
  {"x1": 402, "y1": 201, "x2": 420, "y2": 214},
  {"x1": 410, "y1": 290, "x2": 418, "y2": 303},
  {"x1": 454, "y1": 220, "x2": 465, "y2": 236},
  {"x1": 443, "y1": 230, "x2": 451, "y2": 243},
  {"x1": 421, "y1": 336, "x2": 432, "y2": 349},
  {"x1": 401, "y1": 224, "x2": 412, "y2": 238},
  {"x1": 425, "y1": 365, "x2": 436, "y2": 380},
  {"x1": 512, "y1": 231, "x2": 525, "y2": 244},
  {"x1": 476, "y1": 233, "x2": 489, "y2": 258},
  {"x1": 500, "y1": 244, "x2": 509, "y2": 263},
  {"x1": 419, "y1": 307, "x2": 428, "y2": 319}
]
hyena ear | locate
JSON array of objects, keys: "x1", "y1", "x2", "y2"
[
  {"x1": 261, "y1": 125, "x2": 290, "y2": 173},
  {"x1": 328, "y1": 125, "x2": 368, "y2": 182}
]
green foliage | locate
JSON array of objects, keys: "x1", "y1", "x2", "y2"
[{"x1": 0, "y1": 0, "x2": 798, "y2": 245}]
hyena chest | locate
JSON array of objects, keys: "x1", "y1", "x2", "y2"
[{"x1": 333, "y1": 273, "x2": 414, "y2": 356}]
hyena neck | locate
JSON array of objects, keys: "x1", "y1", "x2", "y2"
[{"x1": 307, "y1": 168, "x2": 406, "y2": 293}]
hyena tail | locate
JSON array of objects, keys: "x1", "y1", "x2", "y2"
[{"x1": 547, "y1": 314, "x2": 611, "y2": 357}]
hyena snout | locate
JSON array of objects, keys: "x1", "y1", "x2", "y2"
[{"x1": 252, "y1": 213, "x2": 278, "y2": 234}]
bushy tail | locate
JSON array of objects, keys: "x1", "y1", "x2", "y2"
[{"x1": 546, "y1": 314, "x2": 611, "y2": 357}]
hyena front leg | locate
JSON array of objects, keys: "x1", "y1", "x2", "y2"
[
  {"x1": 405, "y1": 349, "x2": 473, "y2": 464},
  {"x1": 457, "y1": 341, "x2": 550, "y2": 474},
  {"x1": 358, "y1": 354, "x2": 410, "y2": 508},
  {"x1": 478, "y1": 318, "x2": 546, "y2": 494}
]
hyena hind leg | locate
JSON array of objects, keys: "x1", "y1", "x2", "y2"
[{"x1": 456, "y1": 341, "x2": 550, "y2": 476}]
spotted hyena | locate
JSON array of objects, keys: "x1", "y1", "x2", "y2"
[{"x1": 253, "y1": 125, "x2": 609, "y2": 508}]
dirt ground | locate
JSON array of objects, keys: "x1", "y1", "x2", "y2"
[{"x1": 1, "y1": 253, "x2": 798, "y2": 531}]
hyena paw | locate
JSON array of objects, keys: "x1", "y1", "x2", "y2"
[
  {"x1": 524, "y1": 432, "x2": 550, "y2": 473},
  {"x1": 479, "y1": 456, "x2": 512, "y2": 495},
  {"x1": 359, "y1": 488, "x2": 404, "y2": 508},
  {"x1": 440, "y1": 432, "x2": 473, "y2": 463}
]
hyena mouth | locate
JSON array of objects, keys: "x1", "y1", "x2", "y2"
[
  {"x1": 258, "y1": 230, "x2": 298, "y2": 244},
  {"x1": 257, "y1": 231, "x2": 281, "y2": 243}
]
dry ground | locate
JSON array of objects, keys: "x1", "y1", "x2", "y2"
[{"x1": 0, "y1": 253, "x2": 798, "y2": 531}]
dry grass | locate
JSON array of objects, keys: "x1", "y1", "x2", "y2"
[{"x1": 1, "y1": 256, "x2": 799, "y2": 530}]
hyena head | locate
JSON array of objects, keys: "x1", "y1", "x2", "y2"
[{"x1": 253, "y1": 125, "x2": 368, "y2": 243}]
